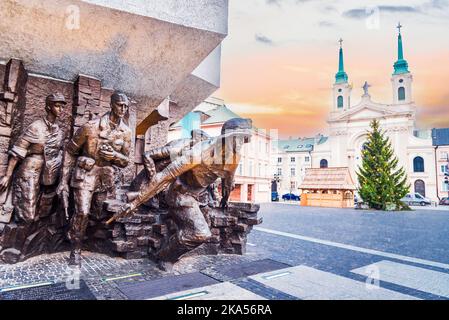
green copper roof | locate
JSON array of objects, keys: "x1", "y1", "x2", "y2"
[
  {"x1": 393, "y1": 26, "x2": 409, "y2": 75},
  {"x1": 276, "y1": 138, "x2": 316, "y2": 152},
  {"x1": 171, "y1": 105, "x2": 242, "y2": 128},
  {"x1": 202, "y1": 105, "x2": 242, "y2": 124},
  {"x1": 335, "y1": 45, "x2": 348, "y2": 84}
]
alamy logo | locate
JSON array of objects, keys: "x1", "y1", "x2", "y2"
[{"x1": 65, "y1": 5, "x2": 80, "y2": 30}]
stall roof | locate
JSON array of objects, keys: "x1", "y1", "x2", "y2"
[{"x1": 299, "y1": 167, "x2": 356, "y2": 190}]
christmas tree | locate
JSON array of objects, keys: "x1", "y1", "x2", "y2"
[{"x1": 357, "y1": 119, "x2": 410, "y2": 210}]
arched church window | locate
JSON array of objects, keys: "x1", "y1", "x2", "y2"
[
  {"x1": 414, "y1": 180, "x2": 426, "y2": 197},
  {"x1": 398, "y1": 87, "x2": 406, "y2": 101},
  {"x1": 320, "y1": 159, "x2": 328, "y2": 168},
  {"x1": 413, "y1": 156, "x2": 424, "y2": 172},
  {"x1": 337, "y1": 96, "x2": 344, "y2": 108}
]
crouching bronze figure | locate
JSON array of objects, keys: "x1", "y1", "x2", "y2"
[{"x1": 108, "y1": 118, "x2": 252, "y2": 270}]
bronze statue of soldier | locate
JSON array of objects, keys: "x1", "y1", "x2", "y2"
[
  {"x1": 109, "y1": 118, "x2": 252, "y2": 270},
  {"x1": 0, "y1": 93, "x2": 66, "y2": 223},
  {"x1": 57, "y1": 91, "x2": 132, "y2": 266}
]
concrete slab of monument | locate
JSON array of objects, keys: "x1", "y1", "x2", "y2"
[{"x1": 0, "y1": 0, "x2": 228, "y2": 120}]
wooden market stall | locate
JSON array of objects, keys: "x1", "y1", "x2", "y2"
[{"x1": 299, "y1": 167, "x2": 356, "y2": 208}]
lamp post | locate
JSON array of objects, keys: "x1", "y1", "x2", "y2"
[
  {"x1": 444, "y1": 163, "x2": 449, "y2": 198},
  {"x1": 272, "y1": 173, "x2": 281, "y2": 192}
]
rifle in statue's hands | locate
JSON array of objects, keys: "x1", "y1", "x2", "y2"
[{"x1": 106, "y1": 203, "x2": 136, "y2": 225}]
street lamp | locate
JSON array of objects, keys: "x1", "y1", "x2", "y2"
[
  {"x1": 444, "y1": 167, "x2": 449, "y2": 198},
  {"x1": 272, "y1": 173, "x2": 281, "y2": 192}
]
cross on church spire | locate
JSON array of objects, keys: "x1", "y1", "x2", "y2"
[
  {"x1": 397, "y1": 22, "x2": 402, "y2": 34},
  {"x1": 339, "y1": 38, "x2": 343, "y2": 48}
]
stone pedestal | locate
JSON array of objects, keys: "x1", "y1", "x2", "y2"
[{"x1": 88, "y1": 200, "x2": 261, "y2": 261}]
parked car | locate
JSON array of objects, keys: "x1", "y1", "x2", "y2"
[
  {"x1": 271, "y1": 191, "x2": 279, "y2": 202},
  {"x1": 439, "y1": 197, "x2": 449, "y2": 206},
  {"x1": 401, "y1": 193, "x2": 432, "y2": 206},
  {"x1": 282, "y1": 193, "x2": 300, "y2": 201}
]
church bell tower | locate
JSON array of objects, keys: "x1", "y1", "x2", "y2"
[
  {"x1": 392, "y1": 23, "x2": 413, "y2": 105},
  {"x1": 333, "y1": 39, "x2": 352, "y2": 111}
]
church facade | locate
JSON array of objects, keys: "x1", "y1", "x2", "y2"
[{"x1": 312, "y1": 25, "x2": 439, "y2": 201}]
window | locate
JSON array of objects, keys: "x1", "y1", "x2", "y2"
[
  {"x1": 277, "y1": 157, "x2": 282, "y2": 163},
  {"x1": 277, "y1": 167, "x2": 282, "y2": 176},
  {"x1": 258, "y1": 163, "x2": 262, "y2": 176},
  {"x1": 441, "y1": 152, "x2": 449, "y2": 160},
  {"x1": 290, "y1": 181, "x2": 296, "y2": 190},
  {"x1": 413, "y1": 156, "x2": 425, "y2": 172},
  {"x1": 305, "y1": 156, "x2": 310, "y2": 162},
  {"x1": 291, "y1": 157, "x2": 296, "y2": 163},
  {"x1": 249, "y1": 161, "x2": 253, "y2": 177},
  {"x1": 238, "y1": 163, "x2": 243, "y2": 176},
  {"x1": 442, "y1": 181, "x2": 449, "y2": 192},
  {"x1": 337, "y1": 95, "x2": 344, "y2": 108},
  {"x1": 441, "y1": 165, "x2": 448, "y2": 174},
  {"x1": 320, "y1": 159, "x2": 328, "y2": 169},
  {"x1": 291, "y1": 168, "x2": 296, "y2": 177},
  {"x1": 398, "y1": 87, "x2": 406, "y2": 101}
]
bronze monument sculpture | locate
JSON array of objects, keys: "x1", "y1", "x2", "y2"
[
  {"x1": 0, "y1": 93, "x2": 66, "y2": 223},
  {"x1": 0, "y1": 60, "x2": 261, "y2": 268},
  {"x1": 57, "y1": 92, "x2": 132, "y2": 266},
  {"x1": 108, "y1": 118, "x2": 253, "y2": 270}
]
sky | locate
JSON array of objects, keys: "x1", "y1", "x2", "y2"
[{"x1": 215, "y1": 0, "x2": 449, "y2": 139}]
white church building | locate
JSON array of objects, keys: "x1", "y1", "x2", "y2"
[{"x1": 311, "y1": 25, "x2": 438, "y2": 200}]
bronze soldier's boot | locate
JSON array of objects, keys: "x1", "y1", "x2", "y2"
[
  {"x1": 69, "y1": 248, "x2": 82, "y2": 267},
  {"x1": 154, "y1": 235, "x2": 190, "y2": 272},
  {"x1": 67, "y1": 213, "x2": 89, "y2": 267}
]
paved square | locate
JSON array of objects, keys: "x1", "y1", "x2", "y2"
[{"x1": 1, "y1": 203, "x2": 449, "y2": 300}]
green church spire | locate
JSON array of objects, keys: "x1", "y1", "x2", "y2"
[
  {"x1": 335, "y1": 38, "x2": 348, "y2": 84},
  {"x1": 393, "y1": 22, "x2": 409, "y2": 75}
]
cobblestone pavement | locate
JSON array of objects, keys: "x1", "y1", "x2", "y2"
[
  {"x1": 247, "y1": 203, "x2": 449, "y2": 300},
  {"x1": 1, "y1": 203, "x2": 448, "y2": 300},
  {"x1": 0, "y1": 250, "x2": 265, "y2": 300}
]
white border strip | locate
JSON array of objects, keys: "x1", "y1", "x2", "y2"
[
  {"x1": 254, "y1": 226, "x2": 449, "y2": 270},
  {"x1": 0, "y1": 281, "x2": 53, "y2": 293}
]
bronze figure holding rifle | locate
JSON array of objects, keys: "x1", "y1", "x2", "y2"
[
  {"x1": 108, "y1": 118, "x2": 252, "y2": 270},
  {"x1": 57, "y1": 91, "x2": 132, "y2": 266}
]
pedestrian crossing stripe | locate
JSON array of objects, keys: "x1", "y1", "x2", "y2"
[
  {"x1": 249, "y1": 265, "x2": 419, "y2": 300},
  {"x1": 351, "y1": 260, "x2": 449, "y2": 298}
]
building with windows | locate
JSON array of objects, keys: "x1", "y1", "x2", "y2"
[
  {"x1": 273, "y1": 25, "x2": 449, "y2": 202},
  {"x1": 432, "y1": 128, "x2": 449, "y2": 200},
  {"x1": 168, "y1": 98, "x2": 272, "y2": 203},
  {"x1": 272, "y1": 136, "x2": 325, "y2": 196}
]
